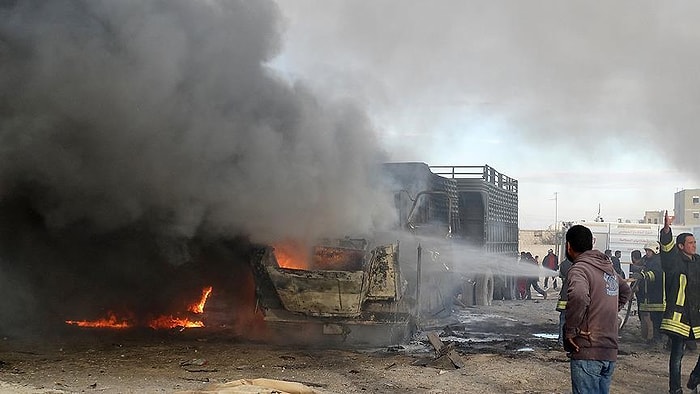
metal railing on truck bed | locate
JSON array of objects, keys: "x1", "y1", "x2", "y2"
[
  {"x1": 430, "y1": 165, "x2": 518, "y2": 255},
  {"x1": 429, "y1": 165, "x2": 518, "y2": 193}
]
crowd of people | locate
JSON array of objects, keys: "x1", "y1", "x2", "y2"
[
  {"x1": 516, "y1": 251, "x2": 549, "y2": 300},
  {"x1": 544, "y1": 213, "x2": 700, "y2": 394},
  {"x1": 453, "y1": 215, "x2": 699, "y2": 393}
]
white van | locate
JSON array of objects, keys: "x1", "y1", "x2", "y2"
[{"x1": 561, "y1": 221, "x2": 698, "y2": 277}]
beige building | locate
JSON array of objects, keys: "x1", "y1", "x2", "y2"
[
  {"x1": 643, "y1": 210, "x2": 664, "y2": 225},
  {"x1": 674, "y1": 189, "x2": 700, "y2": 226},
  {"x1": 519, "y1": 229, "x2": 558, "y2": 261}
]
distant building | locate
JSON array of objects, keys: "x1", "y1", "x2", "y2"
[
  {"x1": 519, "y1": 229, "x2": 558, "y2": 261},
  {"x1": 674, "y1": 189, "x2": 700, "y2": 226},
  {"x1": 644, "y1": 210, "x2": 664, "y2": 225}
]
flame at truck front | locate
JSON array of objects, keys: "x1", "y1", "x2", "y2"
[{"x1": 249, "y1": 238, "x2": 414, "y2": 346}]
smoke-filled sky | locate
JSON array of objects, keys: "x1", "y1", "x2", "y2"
[
  {"x1": 274, "y1": 1, "x2": 700, "y2": 228},
  {"x1": 0, "y1": 0, "x2": 396, "y2": 243}
]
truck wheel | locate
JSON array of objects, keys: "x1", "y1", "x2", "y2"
[
  {"x1": 504, "y1": 276, "x2": 516, "y2": 300},
  {"x1": 493, "y1": 275, "x2": 514, "y2": 300},
  {"x1": 493, "y1": 276, "x2": 505, "y2": 300},
  {"x1": 474, "y1": 273, "x2": 494, "y2": 306}
]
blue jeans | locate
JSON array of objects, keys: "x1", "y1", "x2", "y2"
[
  {"x1": 570, "y1": 359, "x2": 615, "y2": 394},
  {"x1": 558, "y1": 311, "x2": 565, "y2": 347}
]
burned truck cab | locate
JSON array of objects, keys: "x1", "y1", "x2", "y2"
[
  {"x1": 249, "y1": 238, "x2": 414, "y2": 346},
  {"x1": 246, "y1": 162, "x2": 517, "y2": 346}
]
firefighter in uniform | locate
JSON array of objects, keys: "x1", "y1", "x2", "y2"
[
  {"x1": 659, "y1": 211, "x2": 700, "y2": 393},
  {"x1": 556, "y1": 257, "x2": 573, "y2": 348},
  {"x1": 630, "y1": 241, "x2": 665, "y2": 345}
]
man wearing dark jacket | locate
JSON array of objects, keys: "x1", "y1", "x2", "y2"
[
  {"x1": 556, "y1": 257, "x2": 573, "y2": 347},
  {"x1": 605, "y1": 249, "x2": 626, "y2": 279},
  {"x1": 564, "y1": 225, "x2": 632, "y2": 394},
  {"x1": 659, "y1": 211, "x2": 700, "y2": 394},
  {"x1": 630, "y1": 241, "x2": 664, "y2": 345}
]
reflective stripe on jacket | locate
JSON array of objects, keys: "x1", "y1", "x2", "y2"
[
  {"x1": 556, "y1": 258, "x2": 572, "y2": 312},
  {"x1": 659, "y1": 229, "x2": 700, "y2": 338},
  {"x1": 637, "y1": 253, "x2": 665, "y2": 312}
]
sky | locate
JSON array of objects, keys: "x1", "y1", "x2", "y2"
[{"x1": 272, "y1": 1, "x2": 700, "y2": 229}]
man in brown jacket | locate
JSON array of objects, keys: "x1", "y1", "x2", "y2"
[{"x1": 564, "y1": 225, "x2": 632, "y2": 394}]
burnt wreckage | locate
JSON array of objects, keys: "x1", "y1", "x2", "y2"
[{"x1": 248, "y1": 163, "x2": 518, "y2": 346}]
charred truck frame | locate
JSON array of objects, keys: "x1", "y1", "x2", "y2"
[
  {"x1": 382, "y1": 163, "x2": 519, "y2": 308},
  {"x1": 249, "y1": 238, "x2": 413, "y2": 347},
  {"x1": 247, "y1": 162, "x2": 518, "y2": 346}
]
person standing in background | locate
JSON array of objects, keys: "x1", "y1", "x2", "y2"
[
  {"x1": 613, "y1": 250, "x2": 626, "y2": 279},
  {"x1": 630, "y1": 241, "x2": 664, "y2": 347},
  {"x1": 556, "y1": 257, "x2": 573, "y2": 347},
  {"x1": 605, "y1": 249, "x2": 625, "y2": 279},
  {"x1": 543, "y1": 249, "x2": 559, "y2": 290},
  {"x1": 525, "y1": 252, "x2": 547, "y2": 300},
  {"x1": 517, "y1": 252, "x2": 528, "y2": 300},
  {"x1": 629, "y1": 249, "x2": 653, "y2": 342}
]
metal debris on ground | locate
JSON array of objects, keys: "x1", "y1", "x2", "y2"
[{"x1": 426, "y1": 331, "x2": 465, "y2": 369}]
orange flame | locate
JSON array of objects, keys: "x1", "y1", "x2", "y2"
[
  {"x1": 189, "y1": 286, "x2": 213, "y2": 314},
  {"x1": 147, "y1": 316, "x2": 204, "y2": 329},
  {"x1": 65, "y1": 286, "x2": 214, "y2": 329},
  {"x1": 65, "y1": 311, "x2": 132, "y2": 329},
  {"x1": 273, "y1": 240, "x2": 311, "y2": 270}
]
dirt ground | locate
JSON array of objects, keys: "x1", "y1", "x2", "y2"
[{"x1": 0, "y1": 287, "x2": 687, "y2": 394}]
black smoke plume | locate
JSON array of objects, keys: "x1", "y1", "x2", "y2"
[{"x1": 0, "y1": 0, "x2": 393, "y2": 335}]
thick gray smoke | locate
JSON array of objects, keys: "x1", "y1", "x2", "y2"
[
  {"x1": 0, "y1": 0, "x2": 394, "y2": 333},
  {"x1": 1, "y1": 0, "x2": 392, "y2": 240}
]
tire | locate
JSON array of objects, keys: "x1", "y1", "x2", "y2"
[
  {"x1": 504, "y1": 276, "x2": 516, "y2": 300},
  {"x1": 474, "y1": 272, "x2": 494, "y2": 306},
  {"x1": 493, "y1": 276, "x2": 507, "y2": 301}
]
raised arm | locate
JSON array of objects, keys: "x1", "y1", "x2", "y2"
[
  {"x1": 660, "y1": 210, "x2": 675, "y2": 271},
  {"x1": 662, "y1": 210, "x2": 671, "y2": 234}
]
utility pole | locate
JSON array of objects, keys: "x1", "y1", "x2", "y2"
[
  {"x1": 416, "y1": 243, "x2": 422, "y2": 327},
  {"x1": 554, "y1": 192, "x2": 559, "y2": 257}
]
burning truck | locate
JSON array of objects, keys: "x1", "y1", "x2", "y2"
[
  {"x1": 58, "y1": 162, "x2": 518, "y2": 347},
  {"x1": 0, "y1": 1, "x2": 521, "y2": 349},
  {"x1": 240, "y1": 162, "x2": 519, "y2": 346}
]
